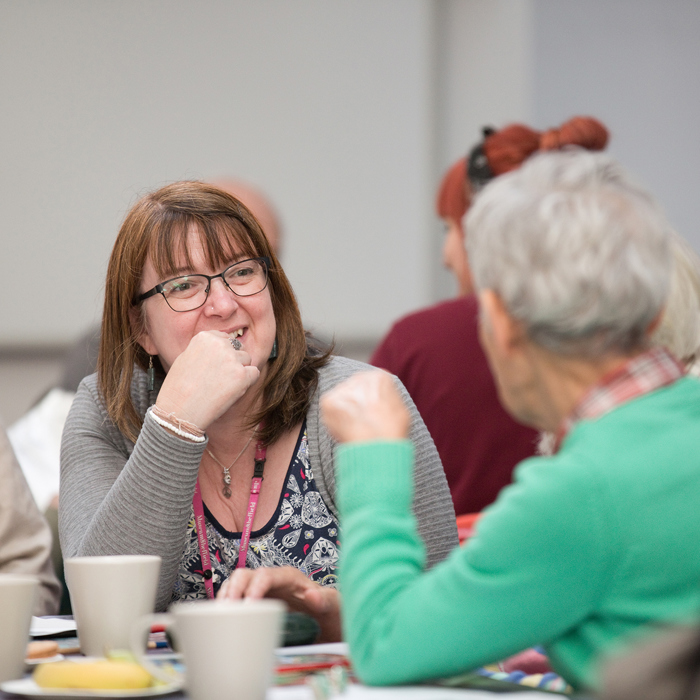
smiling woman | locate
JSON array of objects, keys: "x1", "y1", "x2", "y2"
[
  {"x1": 58, "y1": 182, "x2": 457, "y2": 635},
  {"x1": 98, "y1": 182, "x2": 306, "y2": 447}
]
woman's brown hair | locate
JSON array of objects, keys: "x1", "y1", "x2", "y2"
[
  {"x1": 99, "y1": 181, "x2": 330, "y2": 445},
  {"x1": 436, "y1": 116, "x2": 609, "y2": 219}
]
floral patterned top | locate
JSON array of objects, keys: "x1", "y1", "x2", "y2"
[{"x1": 172, "y1": 422, "x2": 340, "y2": 602}]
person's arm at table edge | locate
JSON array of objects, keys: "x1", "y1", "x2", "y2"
[{"x1": 336, "y1": 438, "x2": 611, "y2": 687}]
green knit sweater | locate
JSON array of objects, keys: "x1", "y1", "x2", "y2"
[{"x1": 337, "y1": 377, "x2": 700, "y2": 691}]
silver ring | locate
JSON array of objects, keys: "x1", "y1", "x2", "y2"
[{"x1": 230, "y1": 338, "x2": 242, "y2": 350}]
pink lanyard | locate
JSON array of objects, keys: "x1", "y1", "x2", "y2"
[{"x1": 192, "y1": 439, "x2": 267, "y2": 600}]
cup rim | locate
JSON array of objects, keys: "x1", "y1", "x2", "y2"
[
  {"x1": 171, "y1": 599, "x2": 286, "y2": 616},
  {"x1": 64, "y1": 555, "x2": 161, "y2": 566},
  {"x1": 0, "y1": 574, "x2": 39, "y2": 586}
]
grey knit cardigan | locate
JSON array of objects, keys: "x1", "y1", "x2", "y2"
[{"x1": 59, "y1": 356, "x2": 457, "y2": 611}]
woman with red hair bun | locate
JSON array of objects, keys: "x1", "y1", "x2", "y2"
[
  {"x1": 438, "y1": 116, "x2": 609, "y2": 295},
  {"x1": 372, "y1": 116, "x2": 609, "y2": 517}
]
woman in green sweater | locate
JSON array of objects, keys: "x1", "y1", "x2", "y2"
[{"x1": 321, "y1": 150, "x2": 700, "y2": 692}]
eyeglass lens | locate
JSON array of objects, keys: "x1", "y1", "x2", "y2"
[{"x1": 162, "y1": 259, "x2": 268, "y2": 311}]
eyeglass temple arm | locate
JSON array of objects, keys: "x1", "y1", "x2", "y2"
[{"x1": 134, "y1": 285, "x2": 163, "y2": 304}]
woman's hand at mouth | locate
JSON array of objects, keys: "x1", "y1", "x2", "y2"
[{"x1": 154, "y1": 330, "x2": 261, "y2": 430}]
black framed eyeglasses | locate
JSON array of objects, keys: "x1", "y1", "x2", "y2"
[{"x1": 134, "y1": 257, "x2": 271, "y2": 312}]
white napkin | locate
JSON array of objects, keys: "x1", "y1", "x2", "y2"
[{"x1": 30, "y1": 616, "x2": 77, "y2": 636}]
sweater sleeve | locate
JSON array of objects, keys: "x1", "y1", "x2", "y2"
[
  {"x1": 398, "y1": 370, "x2": 457, "y2": 568},
  {"x1": 336, "y1": 441, "x2": 610, "y2": 688},
  {"x1": 59, "y1": 376, "x2": 206, "y2": 611}
]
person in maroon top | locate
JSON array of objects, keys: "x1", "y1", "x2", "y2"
[
  {"x1": 371, "y1": 295, "x2": 537, "y2": 515},
  {"x1": 371, "y1": 116, "x2": 609, "y2": 515}
]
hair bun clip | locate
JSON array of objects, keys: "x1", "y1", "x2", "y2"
[{"x1": 467, "y1": 127, "x2": 497, "y2": 192}]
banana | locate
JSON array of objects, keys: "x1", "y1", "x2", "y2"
[{"x1": 33, "y1": 660, "x2": 153, "y2": 690}]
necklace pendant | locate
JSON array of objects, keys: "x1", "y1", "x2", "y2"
[
  {"x1": 223, "y1": 485, "x2": 232, "y2": 498},
  {"x1": 223, "y1": 473, "x2": 231, "y2": 485}
]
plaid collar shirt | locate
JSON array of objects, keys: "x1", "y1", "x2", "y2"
[{"x1": 555, "y1": 346, "x2": 685, "y2": 451}]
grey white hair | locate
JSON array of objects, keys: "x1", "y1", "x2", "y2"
[
  {"x1": 466, "y1": 150, "x2": 672, "y2": 356},
  {"x1": 651, "y1": 230, "x2": 700, "y2": 365}
]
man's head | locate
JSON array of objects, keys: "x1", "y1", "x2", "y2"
[{"x1": 209, "y1": 179, "x2": 283, "y2": 257}]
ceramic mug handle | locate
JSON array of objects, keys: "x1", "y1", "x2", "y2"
[{"x1": 129, "y1": 613, "x2": 182, "y2": 685}]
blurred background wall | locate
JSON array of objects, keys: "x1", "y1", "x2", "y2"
[{"x1": 2, "y1": 0, "x2": 699, "y2": 423}]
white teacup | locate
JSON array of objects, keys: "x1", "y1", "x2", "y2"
[
  {"x1": 0, "y1": 574, "x2": 38, "y2": 683},
  {"x1": 132, "y1": 599, "x2": 285, "y2": 700},
  {"x1": 64, "y1": 555, "x2": 161, "y2": 656}
]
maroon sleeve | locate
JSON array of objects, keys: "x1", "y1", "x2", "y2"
[
  {"x1": 370, "y1": 325, "x2": 400, "y2": 373},
  {"x1": 368, "y1": 298, "x2": 539, "y2": 516}
]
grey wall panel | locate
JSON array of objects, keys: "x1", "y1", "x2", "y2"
[
  {"x1": 533, "y1": 0, "x2": 700, "y2": 251},
  {"x1": 0, "y1": 0, "x2": 434, "y2": 345}
]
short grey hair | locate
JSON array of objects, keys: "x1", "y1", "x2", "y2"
[{"x1": 466, "y1": 150, "x2": 672, "y2": 356}]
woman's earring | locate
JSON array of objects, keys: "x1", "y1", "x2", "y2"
[
  {"x1": 269, "y1": 338, "x2": 278, "y2": 360},
  {"x1": 147, "y1": 355, "x2": 155, "y2": 391}
]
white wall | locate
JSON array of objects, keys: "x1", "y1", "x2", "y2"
[
  {"x1": 2, "y1": 0, "x2": 699, "y2": 355},
  {"x1": 532, "y1": 0, "x2": 700, "y2": 251},
  {"x1": 433, "y1": 0, "x2": 533, "y2": 298},
  {"x1": 0, "y1": 0, "x2": 434, "y2": 346}
]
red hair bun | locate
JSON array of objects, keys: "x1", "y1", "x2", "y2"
[
  {"x1": 539, "y1": 116, "x2": 609, "y2": 152},
  {"x1": 483, "y1": 124, "x2": 541, "y2": 177},
  {"x1": 436, "y1": 156, "x2": 469, "y2": 221},
  {"x1": 435, "y1": 116, "x2": 610, "y2": 219}
]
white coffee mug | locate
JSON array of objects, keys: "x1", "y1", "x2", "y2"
[
  {"x1": 64, "y1": 555, "x2": 161, "y2": 656},
  {"x1": 132, "y1": 599, "x2": 285, "y2": 700},
  {"x1": 0, "y1": 574, "x2": 38, "y2": 683}
]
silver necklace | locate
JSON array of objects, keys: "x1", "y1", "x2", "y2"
[{"x1": 206, "y1": 432, "x2": 255, "y2": 498}]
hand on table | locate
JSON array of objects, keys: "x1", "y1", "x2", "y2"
[
  {"x1": 320, "y1": 370, "x2": 410, "y2": 444},
  {"x1": 155, "y1": 331, "x2": 260, "y2": 429},
  {"x1": 217, "y1": 566, "x2": 342, "y2": 643}
]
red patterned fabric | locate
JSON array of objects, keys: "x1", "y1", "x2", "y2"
[{"x1": 556, "y1": 347, "x2": 684, "y2": 450}]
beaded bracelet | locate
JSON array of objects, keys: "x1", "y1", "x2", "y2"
[{"x1": 148, "y1": 407, "x2": 206, "y2": 443}]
